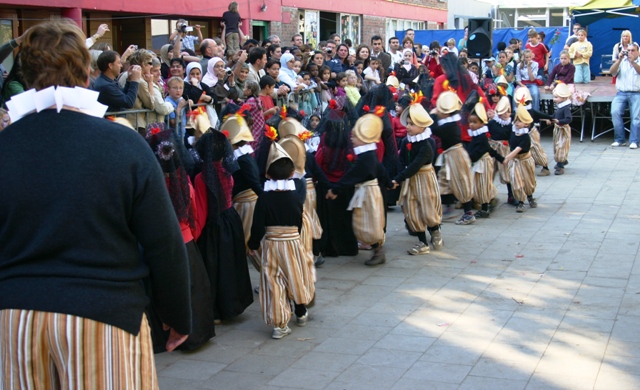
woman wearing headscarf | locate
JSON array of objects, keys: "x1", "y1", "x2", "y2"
[
  {"x1": 183, "y1": 62, "x2": 215, "y2": 109},
  {"x1": 394, "y1": 49, "x2": 419, "y2": 91},
  {"x1": 160, "y1": 44, "x2": 174, "y2": 79},
  {"x1": 202, "y1": 57, "x2": 235, "y2": 117},
  {"x1": 430, "y1": 52, "x2": 488, "y2": 144},
  {"x1": 278, "y1": 53, "x2": 302, "y2": 92}
]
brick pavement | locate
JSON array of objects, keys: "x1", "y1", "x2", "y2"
[{"x1": 156, "y1": 134, "x2": 640, "y2": 389}]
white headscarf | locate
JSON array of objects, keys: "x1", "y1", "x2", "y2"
[
  {"x1": 184, "y1": 62, "x2": 203, "y2": 87},
  {"x1": 402, "y1": 49, "x2": 413, "y2": 71},
  {"x1": 279, "y1": 53, "x2": 297, "y2": 81},
  {"x1": 202, "y1": 57, "x2": 223, "y2": 86}
]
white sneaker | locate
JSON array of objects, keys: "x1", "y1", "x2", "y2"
[
  {"x1": 296, "y1": 312, "x2": 308, "y2": 327},
  {"x1": 611, "y1": 142, "x2": 620, "y2": 147},
  {"x1": 272, "y1": 326, "x2": 292, "y2": 339},
  {"x1": 630, "y1": 143, "x2": 638, "y2": 149}
]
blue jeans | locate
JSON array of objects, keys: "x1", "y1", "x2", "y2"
[
  {"x1": 526, "y1": 84, "x2": 540, "y2": 112},
  {"x1": 612, "y1": 92, "x2": 640, "y2": 144},
  {"x1": 574, "y1": 63, "x2": 590, "y2": 84}
]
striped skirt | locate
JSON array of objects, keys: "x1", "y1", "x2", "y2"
[
  {"x1": 0, "y1": 310, "x2": 157, "y2": 389},
  {"x1": 305, "y1": 179, "x2": 323, "y2": 240},
  {"x1": 473, "y1": 153, "x2": 497, "y2": 205},
  {"x1": 436, "y1": 144, "x2": 474, "y2": 203},
  {"x1": 489, "y1": 139, "x2": 510, "y2": 184},
  {"x1": 529, "y1": 127, "x2": 549, "y2": 168},
  {"x1": 509, "y1": 152, "x2": 536, "y2": 202},
  {"x1": 553, "y1": 124, "x2": 571, "y2": 163},
  {"x1": 399, "y1": 164, "x2": 442, "y2": 232},
  {"x1": 300, "y1": 209, "x2": 317, "y2": 285},
  {"x1": 233, "y1": 189, "x2": 261, "y2": 271},
  {"x1": 348, "y1": 179, "x2": 385, "y2": 246},
  {"x1": 260, "y1": 226, "x2": 314, "y2": 328}
]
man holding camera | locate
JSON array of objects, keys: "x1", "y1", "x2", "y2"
[
  {"x1": 169, "y1": 19, "x2": 203, "y2": 52},
  {"x1": 610, "y1": 42, "x2": 640, "y2": 148}
]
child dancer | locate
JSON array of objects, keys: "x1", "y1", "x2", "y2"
[
  {"x1": 542, "y1": 83, "x2": 573, "y2": 175},
  {"x1": 465, "y1": 99, "x2": 505, "y2": 218},
  {"x1": 195, "y1": 128, "x2": 254, "y2": 323},
  {"x1": 488, "y1": 96, "x2": 516, "y2": 204},
  {"x1": 248, "y1": 143, "x2": 314, "y2": 339},
  {"x1": 514, "y1": 86, "x2": 552, "y2": 177},
  {"x1": 326, "y1": 113, "x2": 389, "y2": 265},
  {"x1": 226, "y1": 114, "x2": 263, "y2": 270},
  {"x1": 393, "y1": 102, "x2": 443, "y2": 254},
  {"x1": 503, "y1": 105, "x2": 537, "y2": 213},
  {"x1": 431, "y1": 91, "x2": 475, "y2": 225}
]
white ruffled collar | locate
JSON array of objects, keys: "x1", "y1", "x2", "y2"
[
  {"x1": 264, "y1": 179, "x2": 296, "y2": 192},
  {"x1": 494, "y1": 116, "x2": 511, "y2": 126},
  {"x1": 523, "y1": 104, "x2": 532, "y2": 110},
  {"x1": 557, "y1": 99, "x2": 571, "y2": 109},
  {"x1": 513, "y1": 124, "x2": 530, "y2": 135},
  {"x1": 233, "y1": 144, "x2": 254, "y2": 158},
  {"x1": 354, "y1": 143, "x2": 378, "y2": 155},
  {"x1": 437, "y1": 114, "x2": 461, "y2": 126},
  {"x1": 468, "y1": 125, "x2": 489, "y2": 137},
  {"x1": 293, "y1": 171, "x2": 306, "y2": 179},
  {"x1": 6, "y1": 86, "x2": 107, "y2": 123},
  {"x1": 408, "y1": 129, "x2": 431, "y2": 143}
]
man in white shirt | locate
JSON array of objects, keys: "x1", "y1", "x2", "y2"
[
  {"x1": 610, "y1": 42, "x2": 640, "y2": 148},
  {"x1": 388, "y1": 37, "x2": 402, "y2": 71}
]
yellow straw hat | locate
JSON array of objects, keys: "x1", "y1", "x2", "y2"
[
  {"x1": 400, "y1": 104, "x2": 434, "y2": 128},
  {"x1": 352, "y1": 113, "x2": 383, "y2": 144},
  {"x1": 514, "y1": 104, "x2": 533, "y2": 124},
  {"x1": 436, "y1": 91, "x2": 463, "y2": 114},
  {"x1": 221, "y1": 115, "x2": 253, "y2": 145},
  {"x1": 473, "y1": 102, "x2": 488, "y2": 124},
  {"x1": 278, "y1": 117, "x2": 306, "y2": 139},
  {"x1": 265, "y1": 142, "x2": 293, "y2": 174},
  {"x1": 553, "y1": 83, "x2": 572, "y2": 98},
  {"x1": 495, "y1": 96, "x2": 511, "y2": 115},
  {"x1": 278, "y1": 136, "x2": 306, "y2": 175}
]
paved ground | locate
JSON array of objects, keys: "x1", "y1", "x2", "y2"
[{"x1": 155, "y1": 133, "x2": 640, "y2": 389}]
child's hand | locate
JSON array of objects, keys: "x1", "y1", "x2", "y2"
[
  {"x1": 487, "y1": 109, "x2": 495, "y2": 120},
  {"x1": 391, "y1": 180, "x2": 399, "y2": 190},
  {"x1": 248, "y1": 249, "x2": 255, "y2": 257},
  {"x1": 326, "y1": 189, "x2": 337, "y2": 200},
  {"x1": 553, "y1": 119, "x2": 560, "y2": 124}
]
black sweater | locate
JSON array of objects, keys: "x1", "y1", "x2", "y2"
[
  {"x1": 509, "y1": 131, "x2": 532, "y2": 153},
  {"x1": 394, "y1": 138, "x2": 435, "y2": 183},
  {"x1": 432, "y1": 119, "x2": 463, "y2": 150},
  {"x1": 488, "y1": 120, "x2": 511, "y2": 141},
  {"x1": 553, "y1": 104, "x2": 572, "y2": 125},
  {"x1": 232, "y1": 154, "x2": 263, "y2": 197},
  {"x1": 248, "y1": 190, "x2": 304, "y2": 250},
  {"x1": 331, "y1": 150, "x2": 390, "y2": 194},
  {"x1": 467, "y1": 133, "x2": 505, "y2": 163},
  {"x1": 0, "y1": 110, "x2": 192, "y2": 335}
]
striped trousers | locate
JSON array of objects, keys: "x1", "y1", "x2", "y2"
[
  {"x1": 399, "y1": 164, "x2": 442, "y2": 232},
  {"x1": 529, "y1": 127, "x2": 549, "y2": 167},
  {"x1": 0, "y1": 310, "x2": 157, "y2": 390},
  {"x1": 348, "y1": 179, "x2": 385, "y2": 246},
  {"x1": 437, "y1": 144, "x2": 474, "y2": 204},
  {"x1": 472, "y1": 153, "x2": 497, "y2": 205},
  {"x1": 509, "y1": 152, "x2": 537, "y2": 202},
  {"x1": 553, "y1": 124, "x2": 571, "y2": 163}
]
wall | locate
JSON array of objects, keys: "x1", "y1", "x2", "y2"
[
  {"x1": 362, "y1": 15, "x2": 386, "y2": 46},
  {"x1": 447, "y1": 0, "x2": 493, "y2": 29},
  {"x1": 281, "y1": 0, "x2": 447, "y2": 22},
  {"x1": 268, "y1": 7, "x2": 300, "y2": 44}
]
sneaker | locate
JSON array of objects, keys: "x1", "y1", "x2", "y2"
[
  {"x1": 555, "y1": 168, "x2": 564, "y2": 175},
  {"x1": 442, "y1": 204, "x2": 459, "y2": 221},
  {"x1": 507, "y1": 197, "x2": 520, "y2": 206},
  {"x1": 314, "y1": 255, "x2": 325, "y2": 267},
  {"x1": 365, "y1": 246, "x2": 386, "y2": 266},
  {"x1": 631, "y1": 143, "x2": 638, "y2": 149},
  {"x1": 407, "y1": 242, "x2": 430, "y2": 255},
  {"x1": 296, "y1": 312, "x2": 309, "y2": 327},
  {"x1": 489, "y1": 197, "x2": 500, "y2": 211},
  {"x1": 537, "y1": 168, "x2": 551, "y2": 177},
  {"x1": 455, "y1": 211, "x2": 476, "y2": 225},
  {"x1": 611, "y1": 141, "x2": 620, "y2": 147},
  {"x1": 272, "y1": 326, "x2": 292, "y2": 339},
  {"x1": 430, "y1": 229, "x2": 443, "y2": 250},
  {"x1": 474, "y1": 209, "x2": 490, "y2": 218},
  {"x1": 528, "y1": 197, "x2": 538, "y2": 208},
  {"x1": 516, "y1": 203, "x2": 525, "y2": 213}
]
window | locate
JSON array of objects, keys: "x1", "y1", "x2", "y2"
[
  {"x1": 340, "y1": 14, "x2": 361, "y2": 46},
  {"x1": 549, "y1": 8, "x2": 565, "y2": 27}
]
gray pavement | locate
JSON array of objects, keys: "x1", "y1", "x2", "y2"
[{"x1": 156, "y1": 134, "x2": 640, "y2": 389}]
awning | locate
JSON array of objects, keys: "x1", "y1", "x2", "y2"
[{"x1": 571, "y1": 0, "x2": 640, "y2": 25}]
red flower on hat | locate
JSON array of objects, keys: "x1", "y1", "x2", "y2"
[
  {"x1": 363, "y1": 105, "x2": 370, "y2": 113},
  {"x1": 298, "y1": 130, "x2": 313, "y2": 141},
  {"x1": 329, "y1": 99, "x2": 337, "y2": 109},
  {"x1": 299, "y1": 110, "x2": 305, "y2": 117},
  {"x1": 373, "y1": 106, "x2": 385, "y2": 117},
  {"x1": 388, "y1": 86, "x2": 397, "y2": 94},
  {"x1": 502, "y1": 141, "x2": 509, "y2": 146},
  {"x1": 346, "y1": 154, "x2": 355, "y2": 162},
  {"x1": 265, "y1": 126, "x2": 278, "y2": 141},
  {"x1": 486, "y1": 132, "x2": 491, "y2": 138},
  {"x1": 149, "y1": 125, "x2": 161, "y2": 136},
  {"x1": 437, "y1": 148, "x2": 444, "y2": 155},
  {"x1": 406, "y1": 143, "x2": 412, "y2": 151},
  {"x1": 429, "y1": 71, "x2": 435, "y2": 78},
  {"x1": 280, "y1": 105, "x2": 288, "y2": 119},
  {"x1": 489, "y1": 89, "x2": 496, "y2": 95},
  {"x1": 222, "y1": 130, "x2": 230, "y2": 138}
]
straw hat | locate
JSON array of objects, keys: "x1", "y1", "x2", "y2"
[
  {"x1": 186, "y1": 108, "x2": 212, "y2": 140},
  {"x1": 222, "y1": 115, "x2": 253, "y2": 145},
  {"x1": 553, "y1": 83, "x2": 572, "y2": 98},
  {"x1": 111, "y1": 117, "x2": 135, "y2": 131},
  {"x1": 495, "y1": 75, "x2": 508, "y2": 86},
  {"x1": 514, "y1": 86, "x2": 532, "y2": 105},
  {"x1": 436, "y1": 91, "x2": 463, "y2": 114},
  {"x1": 386, "y1": 75, "x2": 400, "y2": 88},
  {"x1": 352, "y1": 113, "x2": 383, "y2": 144},
  {"x1": 495, "y1": 96, "x2": 511, "y2": 115},
  {"x1": 278, "y1": 117, "x2": 305, "y2": 139},
  {"x1": 278, "y1": 136, "x2": 306, "y2": 175},
  {"x1": 514, "y1": 104, "x2": 533, "y2": 124},
  {"x1": 265, "y1": 142, "x2": 293, "y2": 174},
  {"x1": 473, "y1": 103, "x2": 488, "y2": 124},
  {"x1": 400, "y1": 104, "x2": 434, "y2": 128}
]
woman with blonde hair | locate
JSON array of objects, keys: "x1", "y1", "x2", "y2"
[{"x1": 613, "y1": 30, "x2": 633, "y2": 60}]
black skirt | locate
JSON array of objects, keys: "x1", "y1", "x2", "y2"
[
  {"x1": 315, "y1": 182, "x2": 358, "y2": 257},
  {"x1": 145, "y1": 240, "x2": 215, "y2": 353},
  {"x1": 197, "y1": 206, "x2": 254, "y2": 320}
]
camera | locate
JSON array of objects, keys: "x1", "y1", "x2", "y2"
[
  {"x1": 430, "y1": 49, "x2": 438, "y2": 56},
  {"x1": 326, "y1": 49, "x2": 333, "y2": 54},
  {"x1": 622, "y1": 51, "x2": 629, "y2": 57},
  {"x1": 226, "y1": 69, "x2": 233, "y2": 76},
  {"x1": 180, "y1": 24, "x2": 193, "y2": 33}
]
